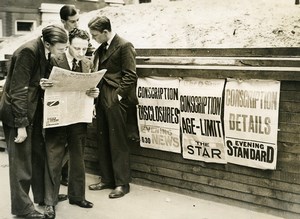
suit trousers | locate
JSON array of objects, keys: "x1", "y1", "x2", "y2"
[
  {"x1": 4, "y1": 124, "x2": 34, "y2": 215},
  {"x1": 44, "y1": 123, "x2": 87, "y2": 205},
  {"x1": 31, "y1": 99, "x2": 45, "y2": 204},
  {"x1": 96, "y1": 83, "x2": 131, "y2": 186}
]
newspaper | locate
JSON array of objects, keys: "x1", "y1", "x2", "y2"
[{"x1": 43, "y1": 66, "x2": 106, "y2": 128}]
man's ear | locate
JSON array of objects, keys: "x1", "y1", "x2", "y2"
[
  {"x1": 44, "y1": 41, "x2": 51, "y2": 50},
  {"x1": 103, "y1": 29, "x2": 109, "y2": 35},
  {"x1": 103, "y1": 30, "x2": 110, "y2": 40}
]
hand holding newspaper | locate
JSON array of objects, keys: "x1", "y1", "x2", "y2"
[{"x1": 43, "y1": 66, "x2": 106, "y2": 128}]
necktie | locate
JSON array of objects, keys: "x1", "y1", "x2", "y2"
[
  {"x1": 45, "y1": 53, "x2": 51, "y2": 78},
  {"x1": 102, "y1": 42, "x2": 108, "y2": 54},
  {"x1": 47, "y1": 52, "x2": 51, "y2": 61},
  {"x1": 72, "y1": 58, "x2": 77, "y2": 71},
  {"x1": 98, "y1": 42, "x2": 108, "y2": 71}
]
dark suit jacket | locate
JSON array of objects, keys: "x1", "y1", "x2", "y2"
[
  {"x1": 45, "y1": 53, "x2": 93, "y2": 196},
  {"x1": 2, "y1": 37, "x2": 47, "y2": 127},
  {"x1": 50, "y1": 53, "x2": 93, "y2": 73},
  {"x1": 93, "y1": 34, "x2": 138, "y2": 105}
]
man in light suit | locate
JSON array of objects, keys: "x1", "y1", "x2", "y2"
[
  {"x1": 0, "y1": 25, "x2": 68, "y2": 218},
  {"x1": 41, "y1": 28, "x2": 98, "y2": 219},
  {"x1": 88, "y1": 16, "x2": 138, "y2": 198}
]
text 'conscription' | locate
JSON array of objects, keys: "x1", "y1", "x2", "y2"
[
  {"x1": 225, "y1": 89, "x2": 278, "y2": 110},
  {"x1": 180, "y1": 95, "x2": 222, "y2": 115},
  {"x1": 137, "y1": 87, "x2": 179, "y2": 100}
]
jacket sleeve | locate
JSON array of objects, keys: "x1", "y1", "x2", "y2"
[
  {"x1": 116, "y1": 42, "x2": 137, "y2": 98},
  {"x1": 10, "y1": 48, "x2": 36, "y2": 127}
]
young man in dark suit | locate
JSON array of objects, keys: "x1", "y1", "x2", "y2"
[
  {"x1": 0, "y1": 25, "x2": 68, "y2": 219},
  {"x1": 88, "y1": 16, "x2": 138, "y2": 198},
  {"x1": 59, "y1": 4, "x2": 80, "y2": 187},
  {"x1": 41, "y1": 28, "x2": 98, "y2": 219},
  {"x1": 60, "y1": 4, "x2": 80, "y2": 33}
]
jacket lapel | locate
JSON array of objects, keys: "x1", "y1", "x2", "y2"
[
  {"x1": 100, "y1": 34, "x2": 121, "y2": 64},
  {"x1": 55, "y1": 54, "x2": 90, "y2": 73},
  {"x1": 37, "y1": 38, "x2": 47, "y2": 78},
  {"x1": 93, "y1": 49, "x2": 100, "y2": 70},
  {"x1": 55, "y1": 54, "x2": 70, "y2": 70},
  {"x1": 81, "y1": 59, "x2": 90, "y2": 73}
]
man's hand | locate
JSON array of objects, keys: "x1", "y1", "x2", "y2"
[
  {"x1": 14, "y1": 127, "x2": 27, "y2": 143},
  {"x1": 40, "y1": 78, "x2": 53, "y2": 90},
  {"x1": 86, "y1": 87, "x2": 99, "y2": 98}
]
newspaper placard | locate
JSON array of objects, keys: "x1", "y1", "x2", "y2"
[
  {"x1": 224, "y1": 79, "x2": 280, "y2": 169},
  {"x1": 137, "y1": 77, "x2": 181, "y2": 153},
  {"x1": 180, "y1": 78, "x2": 227, "y2": 163},
  {"x1": 43, "y1": 66, "x2": 106, "y2": 128}
]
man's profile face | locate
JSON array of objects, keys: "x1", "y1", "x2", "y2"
[
  {"x1": 47, "y1": 42, "x2": 68, "y2": 56},
  {"x1": 62, "y1": 14, "x2": 80, "y2": 32},
  {"x1": 89, "y1": 29, "x2": 107, "y2": 44}
]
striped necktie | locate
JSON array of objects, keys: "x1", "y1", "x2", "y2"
[{"x1": 72, "y1": 58, "x2": 77, "y2": 71}]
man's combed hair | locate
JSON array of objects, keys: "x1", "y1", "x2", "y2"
[
  {"x1": 42, "y1": 25, "x2": 68, "y2": 45},
  {"x1": 88, "y1": 16, "x2": 112, "y2": 32},
  {"x1": 69, "y1": 28, "x2": 90, "y2": 43},
  {"x1": 60, "y1": 5, "x2": 79, "y2": 21}
]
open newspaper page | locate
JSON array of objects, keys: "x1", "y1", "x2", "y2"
[{"x1": 43, "y1": 66, "x2": 106, "y2": 128}]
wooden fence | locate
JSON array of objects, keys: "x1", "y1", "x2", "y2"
[{"x1": 85, "y1": 47, "x2": 300, "y2": 219}]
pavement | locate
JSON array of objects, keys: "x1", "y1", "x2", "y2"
[{"x1": 0, "y1": 150, "x2": 285, "y2": 219}]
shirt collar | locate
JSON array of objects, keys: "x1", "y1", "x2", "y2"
[
  {"x1": 106, "y1": 32, "x2": 116, "y2": 49},
  {"x1": 41, "y1": 37, "x2": 50, "y2": 60},
  {"x1": 45, "y1": 48, "x2": 51, "y2": 60},
  {"x1": 66, "y1": 51, "x2": 76, "y2": 68}
]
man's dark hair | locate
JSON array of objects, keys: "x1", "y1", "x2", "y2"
[
  {"x1": 69, "y1": 28, "x2": 90, "y2": 44},
  {"x1": 42, "y1": 25, "x2": 68, "y2": 45},
  {"x1": 88, "y1": 16, "x2": 112, "y2": 32},
  {"x1": 60, "y1": 5, "x2": 79, "y2": 21}
]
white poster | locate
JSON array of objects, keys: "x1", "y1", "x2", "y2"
[
  {"x1": 137, "y1": 77, "x2": 181, "y2": 153},
  {"x1": 180, "y1": 78, "x2": 226, "y2": 163},
  {"x1": 224, "y1": 79, "x2": 280, "y2": 169},
  {"x1": 43, "y1": 66, "x2": 106, "y2": 128}
]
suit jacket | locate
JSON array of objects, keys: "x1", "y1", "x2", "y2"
[
  {"x1": 50, "y1": 53, "x2": 93, "y2": 73},
  {"x1": 1, "y1": 37, "x2": 47, "y2": 127},
  {"x1": 93, "y1": 34, "x2": 138, "y2": 105},
  {"x1": 45, "y1": 53, "x2": 93, "y2": 193}
]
